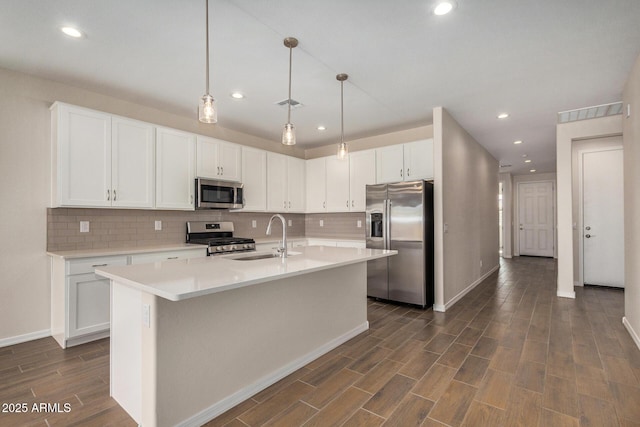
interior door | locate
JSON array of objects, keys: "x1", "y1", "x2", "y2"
[
  {"x1": 518, "y1": 181, "x2": 554, "y2": 257},
  {"x1": 583, "y1": 149, "x2": 624, "y2": 287}
]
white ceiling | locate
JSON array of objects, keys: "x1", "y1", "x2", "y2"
[{"x1": 1, "y1": 0, "x2": 639, "y2": 174}]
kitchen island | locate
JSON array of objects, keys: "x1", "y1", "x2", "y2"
[{"x1": 96, "y1": 245, "x2": 396, "y2": 427}]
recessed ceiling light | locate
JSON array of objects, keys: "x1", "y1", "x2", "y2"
[
  {"x1": 230, "y1": 92, "x2": 244, "y2": 99},
  {"x1": 522, "y1": 154, "x2": 528, "y2": 158},
  {"x1": 61, "y1": 26, "x2": 83, "y2": 38},
  {"x1": 497, "y1": 113, "x2": 509, "y2": 119},
  {"x1": 317, "y1": 125, "x2": 326, "y2": 131},
  {"x1": 525, "y1": 159, "x2": 532, "y2": 163},
  {"x1": 433, "y1": 1, "x2": 455, "y2": 15},
  {"x1": 513, "y1": 140, "x2": 523, "y2": 145},
  {"x1": 530, "y1": 169, "x2": 537, "y2": 173}
]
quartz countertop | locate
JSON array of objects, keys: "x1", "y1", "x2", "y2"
[
  {"x1": 47, "y1": 243, "x2": 206, "y2": 259},
  {"x1": 96, "y1": 246, "x2": 396, "y2": 301}
]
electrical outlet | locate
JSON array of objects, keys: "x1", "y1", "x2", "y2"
[
  {"x1": 357, "y1": 220, "x2": 362, "y2": 228},
  {"x1": 142, "y1": 304, "x2": 150, "y2": 328},
  {"x1": 288, "y1": 219, "x2": 292, "y2": 227},
  {"x1": 252, "y1": 220, "x2": 257, "y2": 228},
  {"x1": 154, "y1": 220, "x2": 162, "y2": 231},
  {"x1": 319, "y1": 219, "x2": 324, "y2": 227},
  {"x1": 444, "y1": 223, "x2": 449, "y2": 233},
  {"x1": 79, "y1": 221, "x2": 89, "y2": 233}
]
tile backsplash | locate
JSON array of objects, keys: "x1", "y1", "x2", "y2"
[{"x1": 47, "y1": 208, "x2": 365, "y2": 251}]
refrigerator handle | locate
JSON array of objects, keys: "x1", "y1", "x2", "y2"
[{"x1": 384, "y1": 199, "x2": 391, "y2": 250}]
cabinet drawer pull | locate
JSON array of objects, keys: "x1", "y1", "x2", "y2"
[{"x1": 91, "y1": 264, "x2": 108, "y2": 267}]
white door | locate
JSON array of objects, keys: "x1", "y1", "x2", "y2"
[
  {"x1": 518, "y1": 181, "x2": 554, "y2": 257},
  {"x1": 582, "y1": 149, "x2": 624, "y2": 287}
]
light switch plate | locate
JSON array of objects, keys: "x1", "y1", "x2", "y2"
[
  {"x1": 154, "y1": 220, "x2": 162, "y2": 231},
  {"x1": 288, "y1": 219, "x2": 292, "y2": 227},
  {"x1": 357, "y1": 220, "x2": 362, "y2": 228},
  {"x1": 80, "y1": 221, "x2": 89, "y2": 233},
  {"x1": 252, "y1": 220, "x2": 257, "y2": 228},
  {"x1": 319, "y1": 219, "x2": 324, "y2": 227}
]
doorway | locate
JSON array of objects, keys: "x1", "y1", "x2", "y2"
[
  {"x1": 518, "y1": 181, "x2": 554, "y2": 257},
  {"x1": 580, "y1": 148, "x2": 624, "y2": 287}
]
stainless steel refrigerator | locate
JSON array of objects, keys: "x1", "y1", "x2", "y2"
[{"x1": 366, "y1": 180, "x2": 434, "y2": 308}]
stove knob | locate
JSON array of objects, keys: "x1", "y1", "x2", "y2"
[{"x1": 216, "y1": 246, "x2": 223, "y2": 251}]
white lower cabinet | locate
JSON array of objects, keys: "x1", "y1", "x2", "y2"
[
  {"x1": 50, "y1": 247, "x2": 206, "y2": 349},
  {"x1": 51, "y1": 255, "x2": 127, "y2": 348}
]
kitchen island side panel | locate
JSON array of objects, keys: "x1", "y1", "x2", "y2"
[{"x1": 113, "y1": 262, "x2": 367, "y2": 427}]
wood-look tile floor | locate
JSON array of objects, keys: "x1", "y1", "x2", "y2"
[{"x1": 1, "y1": 256, "x2": 639, "y2": 426}]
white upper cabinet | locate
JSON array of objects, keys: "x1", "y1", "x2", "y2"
[
  {"x1": 266, "y1": 153, "x2": 306, "y2": 213},
  {"x1": 305, "y1": 157, "x2": 327, "y2": 212},
  {"x1": 349, "y1": 149, "x2": 376, "y2": 211},
  {"x1": 111, "y1": 117, "x2": 155, "y2": 208},
  {"x1": 325, "y1": 156, "x2": 350, "y2": 212},
  {"x1": 155, "y1": 127, "x2": 196, "y2": 210},
  {"x1": 53, "y1": 103, "x2": 112, "y2": 207},
  {"x1": 239, "y1": 146, "x2": 267, "y2": 211},
  {"x1": 404, "y1": 139, "x2": 434, "y2": 181},
  {"x1": 196, "y1": 136, "x2": 242, "y2": 182},
  {"x1": 376, "y1": 139, "x2": 433, "y2": 183},
  {"x1": 287, "y1": 156, "x2": 306, "y2": 213},
  {"x1": 52, "y1": 103, "x2": 154, "y2": 208}
]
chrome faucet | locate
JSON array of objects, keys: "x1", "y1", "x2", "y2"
[{"x1": 266, "y1": 214, "x2": 287, "y2": 258}]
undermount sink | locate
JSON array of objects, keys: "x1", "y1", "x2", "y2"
[{"x1": 228, "y1": 251, "x2": 302, "y2": 261}]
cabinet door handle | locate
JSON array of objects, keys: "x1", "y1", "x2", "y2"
[
  {"x1": 289, "y1": 201, "x2": 291, "y2": 209},
  {"x1": 346, "y1": 200, "x2": 349, "y2": 208},
  {"x1": 400, "y1": 169, "x2": 403, "y2": 178},
  {"x1": 107, "y1": 189, "x2": 110, "y2": 201},
  {"x1": 167, "y1": 256, "x2": 178, "y2": 260},
  {"x1": 323, "y1": 201, "x2": 326, "y2": 209},
  {"x1": 221, "y1": 166, "x2": 224, "y2": 175},
  {"x1": 113, "y1": 189, "x2": 117, "y2": 201},
  {"x1": 284, "y1": 201, "x2": 286, "y2": 209},
  {"x1": 217, "y1": 166, "x2": 220, "y2": 175},
  {"x1": 91, "y1": 264, "x2": 108, "y2": 267},
  {"x1": 190, "y1": 195, "x2": 194, "y2": 205},
  {"x1": 352, "y1": 200, "x2": 355, "y2": 208},
  {"x1": 407, "y1": 168, "x2": 410, "y2": 177}
]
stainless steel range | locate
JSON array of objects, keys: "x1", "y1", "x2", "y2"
[{"x1": 186, "y1": 221, "x2": 256, "y2": 256}]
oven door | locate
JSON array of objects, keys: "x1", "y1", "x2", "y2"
[{"x1": 196, "y1": 178, "x2": 244, "y2": 209}]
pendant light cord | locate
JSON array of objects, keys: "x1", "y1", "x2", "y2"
[
  {"x1": 340, "y1": 80, "x2": 344, "y2": 144},
  {"x1": 205, "y1": 0, "x2": 210, "y2": 95},
  {"x1": 287, "y1": 45, "x2": 293, "y2": 123}
]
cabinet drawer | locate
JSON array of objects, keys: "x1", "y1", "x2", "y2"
[
  {"x1": 68, "y1": 255, "x2": 128, "y2": 275},
  {"x1": 129, "y1": 248, "x2": 206, "y2": 264}
]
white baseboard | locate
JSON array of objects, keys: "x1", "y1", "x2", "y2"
[
  {"x1": 623, "y1": 317, "x2": 640, "y2": 351},
  {"x1": 0, "y1": 329, "x2": 51, "y2": 348},
  {"x1": 574, "y1": 281, "x2": 583, "y2": 287},
  {"x1": 439, "y1": 265, "x2": 500, "y2": 312},
  {"x1": 177, "y1": 321, "x2": 370, "y2": 427},
  {"x1": 557, "y1": 290, "x2": 576, "y2": 299}
]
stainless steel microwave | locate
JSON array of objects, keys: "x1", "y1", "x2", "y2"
[{"x1": 195, "y1": 178, "x2": 244, "y2": 209}]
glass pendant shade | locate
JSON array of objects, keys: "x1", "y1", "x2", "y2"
[
  {"x1": 337, "y1": 141, "x2": 348, "y2": 159},
  {"x1": 282, "y1": 122, "x2": 296, "y2": 145},
  {"x1": 199, "y1": 94, "x2": 217, "y2": 123}
]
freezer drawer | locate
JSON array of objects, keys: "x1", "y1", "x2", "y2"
[
  {"x1": 388, "y1": 240, "x2": 426, "y2": 306},
  {"x1": 367, "y1": 257, "x2": 388, "y2": 299}
]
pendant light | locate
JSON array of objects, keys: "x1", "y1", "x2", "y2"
[
  {"x1": 282, "y1": 37, "x2": 298, "y2": 145},
  {"x1": 336, "y1": 73, "x2": 349, "y2": 159},
  {"x1": 198, "y1": 0, "x2": 217, "y2": 123}
]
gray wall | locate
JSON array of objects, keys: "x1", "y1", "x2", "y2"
[{"x1": 434, "y1": 107, "x2": 499, "y2": 309}]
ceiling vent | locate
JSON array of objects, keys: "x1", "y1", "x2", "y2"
[
  {"x1": 557, "y1": 101, "x2": 623, "y2": 123},
  {"x1": 276, "y1": 98, "x2": 304, "y2": 109}
]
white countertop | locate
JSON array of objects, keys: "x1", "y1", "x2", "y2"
[
  {"x1": 47, "y1": 243, "x2": 206, "y2": 259},
  {"x1": 96, "y1": 246, "x2": 396, "y2": 301}
]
